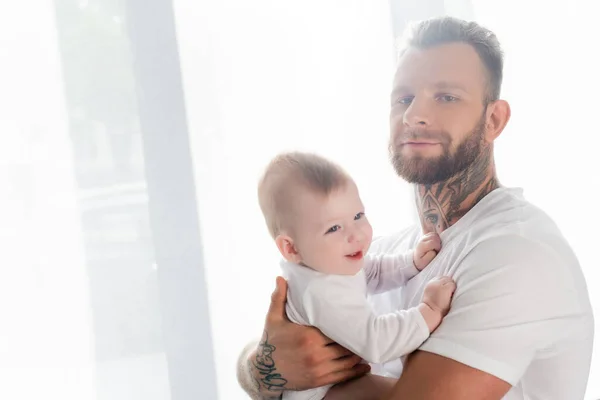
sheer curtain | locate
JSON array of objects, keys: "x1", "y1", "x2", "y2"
[
  {"x1": 2, "y1": 0, "x2": 213, "y2": 399},
  {"x1": 0, "y1": 1, "x2": 95, "y2": 399},
  {"x1": 174, "y1": 0, "x2": 599, "y2": 399}
]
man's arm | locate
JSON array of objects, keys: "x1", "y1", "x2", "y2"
[
  {"x1": 324, "y1": 374, "x2": 397, "y2": 400},
  {"x1": 380, "y1": 351, "x2": 511, "y2": 400},
  {"x1": 237, "y1": 340, "x2": 277, "y2": 400},
  {"x1": 237, "y1": 337, "x2": 292, "y2": 400},
  {"x1": 235, "y1": 277, "x2": 369, "y2": 398}
]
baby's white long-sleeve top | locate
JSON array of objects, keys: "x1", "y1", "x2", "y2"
[{"x1": 281, "y1": 251, "x2": 430, "y2": 365}]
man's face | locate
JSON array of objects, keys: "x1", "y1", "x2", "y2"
[{"x1": 389, "y1": 43, "x2": 490, "y2": 184}]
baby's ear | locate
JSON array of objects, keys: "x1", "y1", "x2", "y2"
[{"x1": 275, "y1": 234, "x2": 302, "y2": 263}]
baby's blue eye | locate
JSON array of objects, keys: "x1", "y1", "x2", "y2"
[
  {"x1": 354, "y1": 212, "x2": 365, "y2": 220},
  {"x1": 326, "y1": 225, "x2": 340, "y2": 234}
]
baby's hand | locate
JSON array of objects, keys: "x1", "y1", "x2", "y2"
[
  {"x1": 413, "y1": 232, "x2": 441, "y2": 270},
  {"x1": 418, "y1": 276, "x2": 456, "y2": 332},
  {"x1": 422, "y1": 276, "x2": 456, "y2": 316}
]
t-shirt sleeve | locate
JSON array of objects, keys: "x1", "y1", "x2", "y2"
[
  {"x1": 419, "y1": 235, "x2": 587, "y2": 385},
  {"x1": 301, "y1": 276, "x2": 430, "y2": 364}
]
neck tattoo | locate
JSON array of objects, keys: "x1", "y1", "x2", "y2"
[{"x1": 415, "y1": 149, "x2": 499, "y2": 234}]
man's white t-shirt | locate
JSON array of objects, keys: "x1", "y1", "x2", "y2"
[{"x1": 368, "y1": 187, "x2": 594, "y2": 399}]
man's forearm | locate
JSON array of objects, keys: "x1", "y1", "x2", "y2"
[
  {"x1": 236, "y1": 339, "x2": 285, "y2": 400},
  {"x1": 324, "y1": 374, "x2": 397, "y2": 400},
  {"x1": 237, "y1": 340, "x2": 263, "y2": 399}
]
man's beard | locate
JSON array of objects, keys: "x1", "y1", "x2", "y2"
[{"x1": 389, "y1": 115, "x2": 487, "y2": 185}]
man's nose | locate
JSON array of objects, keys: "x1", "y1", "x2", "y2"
[{"x1": 403, "y1": 97, "x2": 432, "y2": 128}]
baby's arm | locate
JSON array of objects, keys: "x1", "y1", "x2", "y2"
[
  {"x1": 364, "y1": 233, "x2": 441, "y2": 294},
  {"x1": 301, "y1": 275, "x2": 455, "y2": 364},
  {"x1": 363, "y1": 251, "x2": 417, "y2": 294}
]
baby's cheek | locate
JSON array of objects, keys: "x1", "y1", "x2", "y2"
[
  {"x1": 365, "y1": 224, "x2": 374, "y2": 243},
  {"x1": 308, "y1": 247, "x2": 338, "y2": 273}
]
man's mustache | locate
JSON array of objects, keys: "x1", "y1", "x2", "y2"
[{"x1": 396, "y1": 129, "x2": 451, "y2": 144}]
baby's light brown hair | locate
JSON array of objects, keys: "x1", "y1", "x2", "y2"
[{"x1": 258, "y1": 152, "x2": 351, "y2": 239}]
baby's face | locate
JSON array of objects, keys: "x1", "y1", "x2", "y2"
[{"x1": 291, "y1": 182, "x2": 373, "y2": 275}]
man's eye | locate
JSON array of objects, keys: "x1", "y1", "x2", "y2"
[
  {"x1": 354, "y1": 212, "x2": 365, "y2": 220},
  {"x1": 326, "y1": 225, "x2": 340, "y2": 234},
  {"x1": 438, "y1": 94, "x2": 458, "y2": 102},
  {"x1": 396, "y1": 96, "x2": 413, "y2": 105}
]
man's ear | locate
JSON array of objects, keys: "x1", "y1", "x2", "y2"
[
  {"x1": 485, "y1": 99, "x2": 511, "y2": 143},
  {"x1": 275, "y1": 234, "x2": 302, "y2": 263}
]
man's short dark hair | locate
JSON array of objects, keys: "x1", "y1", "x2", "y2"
[{"x1": 399, "y1": 16, "x2": 504, "y2": 103}]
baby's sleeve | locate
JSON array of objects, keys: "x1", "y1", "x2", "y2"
[
  {"x1": 363, "y1": 251, "x2": 419, "y2": 294},
  {"x1": 301, "y1": 276, "x2": 429, "y2": 364}
]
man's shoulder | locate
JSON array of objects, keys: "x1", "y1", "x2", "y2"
[
  {"x1": 450, "y1": 188, "x2": 586, "y2": 303},
  {"x1": 457, "y1": 187, "x2": 571, "y2": 263},
  {"x1": 455, "y1": 233, "x2": 591, "y2": 317},
  {"x1": 471, "y1": 187, "x2": 564, "y2": 236},
  {"x1": 460, "y1": 234, "x2": 560, "y2": 269}
]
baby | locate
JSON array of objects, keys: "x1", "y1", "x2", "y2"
[{"x1": 257, "y1": 152, "x2": 456, "y2": 400}]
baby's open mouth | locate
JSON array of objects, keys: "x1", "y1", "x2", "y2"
[{"x1": 346, "y1": 251, "x2": 363, "y2": 260}]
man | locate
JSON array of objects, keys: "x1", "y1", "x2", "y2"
[{"x1": 237, "y1": 16, "x2": 594, "y2": 399}]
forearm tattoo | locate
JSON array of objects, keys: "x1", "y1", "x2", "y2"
[{"x1": 251, "y1": 331, "x2": 289, "y2": 395}]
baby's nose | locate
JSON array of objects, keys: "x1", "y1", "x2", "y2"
[{"x1": 348, "y1": 229, "x2": 365, "y2": 244}]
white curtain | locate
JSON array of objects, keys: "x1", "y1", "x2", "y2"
[
  {"x1": 1, "y1": 1, "x2": 175, "y2": 399},
  {"x1": 0, "y1": 1, "x2": 95, "y2": 399},
  {"x1": 174, "y1": 0, "x2": 599, "y2": 399}
]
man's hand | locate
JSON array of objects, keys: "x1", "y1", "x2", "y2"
[
  {"x1": 413, "y1": 233, "x2": 442, "y2": 270},
  {"x1": 245, "y1": 277, "x2": 370, "y2": 398}
]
